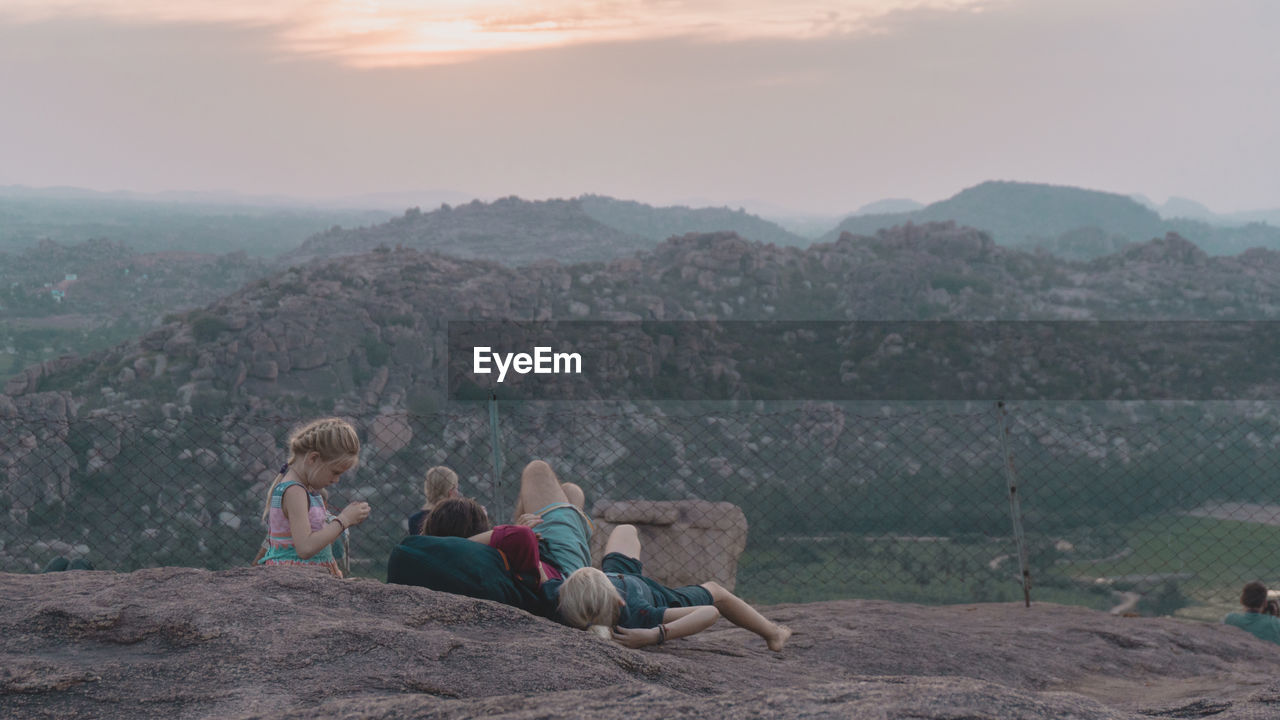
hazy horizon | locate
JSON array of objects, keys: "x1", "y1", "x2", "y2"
[{"x1": 2, "y1": 0, "x2": 1277, "y2": 216}]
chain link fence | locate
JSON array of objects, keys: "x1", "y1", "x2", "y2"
[{"x1": 4, "y1": 401, "x2": 1280, "y2": 620}]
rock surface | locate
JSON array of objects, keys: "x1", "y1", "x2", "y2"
[{"x1": 3, "y1": 566, "x2": 1280, "y2": 719}]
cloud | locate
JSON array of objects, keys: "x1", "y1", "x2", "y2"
[{"x1": 0, "y1": 0, "x2": 999, "y2": 67}]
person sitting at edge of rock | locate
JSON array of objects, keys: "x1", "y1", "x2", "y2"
[
  {"x1": 408, "y1": 465, "x2": 460, "y2": 535},
  {"x1": 259, "y1": 418, "x2": 371, "y2": 578},
  {"x1": 548, "y1": 523, "x2": 791, "y2": 652},
  {"x1": 1224, "y1": 581, "x2": 1280, "y2": 645},
  {"x1": 424, "y1": 497, "x2": 563, "y2": 587}
]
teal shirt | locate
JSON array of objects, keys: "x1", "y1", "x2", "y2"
[
  {"x1": 1224, "y1": 612, "x2": 1280, "y2": 645},
  {"x1": 609, "y1": 573, "x2": 666, "y2": 629}
]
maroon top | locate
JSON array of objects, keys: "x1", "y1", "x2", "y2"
[{"x1": 488, "y1": 525, "x2": 564, "y2": 584}]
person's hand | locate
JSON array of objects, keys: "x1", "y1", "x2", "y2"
[
  {"x1": 611, "y1": 626, "x2": 659, "y2": 649},
  {"x1": 339, "y1": 501, "x2": 371, "y2": 527},
  {"x1": 517, "y1": 513, "x2": 543, "y2": 528}
]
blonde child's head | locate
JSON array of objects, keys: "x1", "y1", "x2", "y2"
[
  {"x1": 558, "y1": 567, "x2": 622, "y2": 637},
  {"x1": 262, "y1": 417, "x2": 361, "y2": 520},
  {"x1": 422, "y1": 465, "x2": 459, "y2": 509}
]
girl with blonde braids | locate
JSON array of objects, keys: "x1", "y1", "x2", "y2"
[{"x1": 259, "y1": 418, "x2": 371, "y2": 577}]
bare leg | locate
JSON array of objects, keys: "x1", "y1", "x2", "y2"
[
  {"x1": 701, "y1": 581, "x2": 791, "y2": 651},
  {"x1": 561, "y1": 482, "x2": 585, "y2": 511},
  {"x1": 604, "y1": 524, "x2": 641, "y2": 561},
  {"x1": 512, "y1": 460, "x2": 568, "y2": 522}
]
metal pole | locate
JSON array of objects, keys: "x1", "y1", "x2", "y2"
[
  {"x1": 998, "y1": 401, "x2": 1032, "y2": 607},
  {"x1": 488, "y1": 392, "x2": 504, "y2": 519}
]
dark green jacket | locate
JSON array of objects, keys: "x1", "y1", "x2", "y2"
[{"x1": 386, "y1": 535, "x2": 552, "y2": 617}]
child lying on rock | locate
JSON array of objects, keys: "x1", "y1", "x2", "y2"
[
  {"x1": 545, "y1": 524, "x2": 791, "y2": 651},
  {"x1": 386, "y1": 460, "x2": 587, "y2": 615}
]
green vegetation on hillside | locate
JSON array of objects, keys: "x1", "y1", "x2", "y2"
[
  {"x1": 737, "y1": 534, "x2": 1114, "y2": 609},
  {"x1": 1057, "y1": 515, "x2": 1280, "y2": 618},
  {"x1": 0, "y1": 194, "x2": 393, "y2": 256}
]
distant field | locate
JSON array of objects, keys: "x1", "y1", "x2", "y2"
[
  {"x1": 736, "y1": 535, "x2": 1114, "y2": 610},
  {"x1": 0, "y1": 195, "x2": 395, "y2": 256},
  {"x1": 0, "y1": 323, "x2": 143, "y2": 383},
  {"x1": 732, "y1": 513, "x2": 1280, "y2": 619},
  {"x1": 1056, "y1": 515, "x2": 1280, "y2": 622}
]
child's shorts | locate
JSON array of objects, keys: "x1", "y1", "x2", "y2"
[
  {"x1": 601, "y1": 551, "x2": 714, "y2": 608},
  {"x1": 533, "y1": 502, "x2": 593, "y2": 576}
]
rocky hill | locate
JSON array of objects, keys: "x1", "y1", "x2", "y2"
[
  {"x1": 3, "y1": 566, "x2": 1279, "y2": 719},
  {"x1": 290, "y1": 197, "x2": 655, "y2": 266},
  {"x1": 1162, "y1": 218, "x2": 1280, "y2": 256},
  {"x1": 823, "y1": 182, "x2": 1164, "y2": 247},
  {"x1": 290, "y1": 195, "x2": 812, "y2": 268},
  {"x1": 822, "y1": 181, "x2": 1280, "y2": 259},
  {"x1": 577, "y1": 194, "x2": 806, "y2": 247},
  {"x1": 11, "y1": 222, "x2": 1280, "y2": 411}
]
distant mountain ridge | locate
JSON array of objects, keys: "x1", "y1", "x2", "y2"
[
  {"x1": 291, "y1": 195, "x2": 812, "y2": 267},
  {"x1": 290, "y1": 196, "x2": 654, "y2": 266},
  {"x1": 823, "y1": 181, "x2": 1165, "y2": 249},
  {"x1": 821, "y1": 181, "x2": 1280, "y2": 259},
  {"x1": 853, "y1": 198, "x2": 925, "y2": 216},
  {"x1": 577, "y1": 195, "x2": 806, "y2": 247},
  {"x1": 1144, "y1": 194, "x2": 1280, "y2": 228}
]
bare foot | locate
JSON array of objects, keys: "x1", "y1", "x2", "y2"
[{"x1": 767, "y1": 624, "x2": 792, "y2": 652}]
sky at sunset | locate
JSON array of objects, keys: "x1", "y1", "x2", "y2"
[{"x1": 1, "y1": 0, "x2": 1276, "y2": 215}]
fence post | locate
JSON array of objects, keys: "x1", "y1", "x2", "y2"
[
  {"x1": 488, "y1": 392, "x2": 504, "y2": 518},
  {"x1": 998, "y1": 401, "x2": 1032, "y2": 607}
]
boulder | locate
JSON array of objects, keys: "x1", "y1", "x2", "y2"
[
  {"x1": 590, "y1": 499, "x2": 748, "y2": 591},
  {"x1": 248, "y1": 361, "x2": 278, "y2": 381},
  {"x1": 369, "y1": 414, "x2": 413, "y2": 456},
  {"x1": 289, "y1": 344, "x2": 328, "y2": 371}
]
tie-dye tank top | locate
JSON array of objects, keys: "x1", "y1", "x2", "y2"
[{"x1": 261, "y1": 479, "x2": 337, "y2": 573}]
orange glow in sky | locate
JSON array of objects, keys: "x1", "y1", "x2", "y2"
[{"x1": 1, "y1": 0, "x2": 997, "y2": 67}]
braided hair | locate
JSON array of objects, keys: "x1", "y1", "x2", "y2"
[{"x1": 261, "y1": 417, "x2": 361, "y2": 521}]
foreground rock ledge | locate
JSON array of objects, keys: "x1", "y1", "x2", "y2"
[{"x1": 2, "y1": 567, "x2": 1279, "y2": 719}]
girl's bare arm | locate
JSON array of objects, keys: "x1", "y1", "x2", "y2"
[
  {"x1": 660, "y1": 605, "x2": 720, "y2": 639},
  {"x1": 657, "y1": 606, "x2": 703, "y2": 621},
  {"x1": 611, "y1": 605, "x2": 720, "y2": 648},
  {"x1": 283, "y1": 485, "x2": 345, "y2": 559}
]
